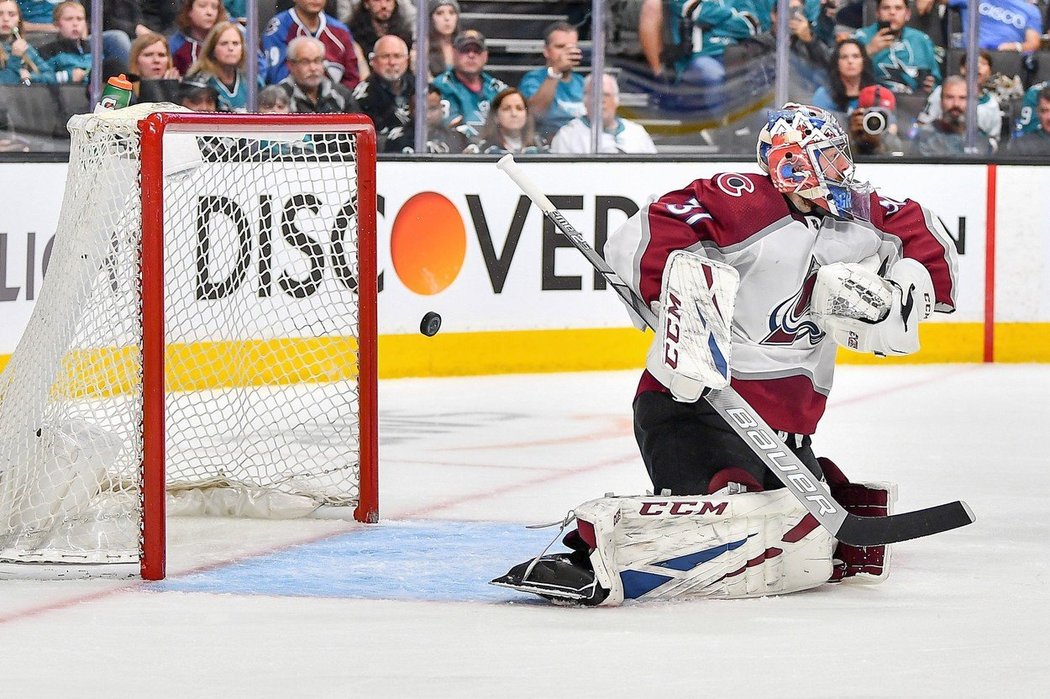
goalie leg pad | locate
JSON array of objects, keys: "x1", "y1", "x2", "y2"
[
  {"x1": 581, "y1": 491, "x2": 834, "y2": 604},
  {"x1": 820, "y1": 457, "x2": 898, "y2": 584},
  {"x1": 645, "y1": 250, "x2": 740, "y2": 402}
]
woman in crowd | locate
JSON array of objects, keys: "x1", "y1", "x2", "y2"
[
  {"x1": 129, "y1": 31, "x2": 181, "y2": 102},
  {"x1": 169, "y1": 0, "x2": 227, "y2": 75},
  {"x1": 186, "y1": 20, "x2": 248, "y2": 111},
  {"x1": 477, "y1": 87, "x2": 548, "y2": 154},
  {"x1": 0, "y1": 0, "x2": 47, "y2": 85},
  {"x1": 810, "y1": 38, "x2": 875, "y2": 116},
  {"x1": 427, "y1": 0, "x2": 459, "y2": 78}
]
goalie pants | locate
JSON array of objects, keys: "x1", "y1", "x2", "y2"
[{"x1": 633, "y1": 390, "x2": 824, "y2": 496}]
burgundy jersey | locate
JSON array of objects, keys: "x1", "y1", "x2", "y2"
[{"x1": 605, "y1": 172, "x2": 958, "y2": 435}]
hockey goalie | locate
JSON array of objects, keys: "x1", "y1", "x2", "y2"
[{"x1": 492, "y1": 103, "x2": 958, "y2": 605}]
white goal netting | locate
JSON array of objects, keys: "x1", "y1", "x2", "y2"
[{"x1": 0, "y1": 105, "x2": 375, "y2": 576}]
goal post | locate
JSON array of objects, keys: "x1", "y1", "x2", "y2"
[{"x1": 0, "y1": 106, "x2": 378, "y2": 580}]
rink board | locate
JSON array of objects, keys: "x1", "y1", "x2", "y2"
[{"x1": 0, "y1": 160, "x2": 1047, "y2": 379}]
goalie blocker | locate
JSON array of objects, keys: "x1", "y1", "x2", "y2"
[{"x1": 492, "y1": 463, "x2": 894, "y2": 605}]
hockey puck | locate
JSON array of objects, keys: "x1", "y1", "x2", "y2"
[{"x1": 420, "y1": 312, "x2": 442, "y2": 337}]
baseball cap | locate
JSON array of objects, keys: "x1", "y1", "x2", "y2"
[
  {"x1": 857, "y1": 85, "x2": 896, "y2": 112},
  {"x1": 453, "y1": 30, "x2": 486, "y2": 52}
]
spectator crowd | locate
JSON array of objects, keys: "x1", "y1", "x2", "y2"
[{"x1": 1, "y1": 0, "x2": 1049, "y2": 156}]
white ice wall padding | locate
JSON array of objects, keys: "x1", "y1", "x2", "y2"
[{"x1": 0, "y1": 105, "x2": 370, "y2": 572}]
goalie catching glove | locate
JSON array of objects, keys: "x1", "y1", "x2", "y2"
[
  {"x1": 811, "y1": 255, "x2": 934, "y2": 356},
  {"x1": 646, "y1": 251, "x2": 740, "y2": 402}
]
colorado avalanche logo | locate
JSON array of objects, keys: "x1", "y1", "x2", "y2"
[{"x1": 762, "y1": 260, "x2": 825, "y2": 346}]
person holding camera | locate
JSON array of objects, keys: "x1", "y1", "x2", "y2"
[
  {"x1": 518, "y1": 21, "x2": 585, "y2": 142},
  {"x1": 854, "y1": 0, "x2": 939, "y2": 95},
  {"x1": 910, "y1": 75, "x2": 993, "y2": 155},
  {"x1": 848, "y1": 84, "x2": 904, "y2": 155}
]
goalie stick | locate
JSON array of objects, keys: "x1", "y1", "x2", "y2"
[{"x1": 496, "y1": 154, "x2": 974, "y2": 547}]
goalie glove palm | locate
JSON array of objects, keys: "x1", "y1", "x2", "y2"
[{"x1": 812, "y1": 257, "x2": 934, "y2": 357}]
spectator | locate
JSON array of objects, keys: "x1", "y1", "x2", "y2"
[
  {"x1": 518, "y1": 21, "x2": 585, "y2": 142},
  {"x1": 811, "y1": 38, "x2": 876, "y2": 115},
  {"x1": 947, "y1": 0, "x2": 1041, "y2": 53},
  {"x1": 855, "y1": 0, "x2": 940, "y2": 94},
  {"x1": 910, "y1": 75, "x2": 993, "y2": 155},
  {"x1": 346, "y1": 0, "x2": 412, "y2": 57},
  {"x1": 258, "y1": 83, "x2": 291, "y2": 112},
  {"x1": 178, "y1": 74, "x2": 219, "y2": 110},
  {"x1": 767, "y1": 0, "x2": 835, "y2": 89},
  {"x1": 1007, "y1": 86, "x2": 1050, "y2": 154},
  {"x1": 478, "y1": 87, "x2": 548, "y2": 154},
  {"x1": 37, "y1": 1, "x2": 89, "y2": 84},
  {"x1": 223, "y1": 0, "x2": 245, "y2": 23},
  {"x1": 426, "y1": 0, "x2": 458, "y2": 78},
  {"x1": 263, "y1": 0, "x2": 361, "y2": 89},
  {"x1": 186, "y1": 20, "x2": 249, "y2": 111},
  {"x1": 353, "y1": 33, "x2": 413, "y2": 152},
  {"x1": 129, "y1": 30, "x2": 181, "y2": 102},
  {"x1": 170, "y1": 0, "x2": 227, "y2": 75},
  {"x1": 432, "y1": 29, "x2": 508, "y2": 138},
  {"x1": 847, "y1": 84, "x2": 905, "y2": 155},
  {"x1": 15, "y1": 0, "x2": 58, "y2": 34},
  {"x1": 277, "y1": 35, "x2": 360, "y2": 112},
  {"x1": 1014, "y1": 79, "x2": 1049, "y2": 138},
  {"x1": 551, "y1": 72, "x2": 657, "y2": 154},
  {"x1": 921, "y1": 49, "x2": 1002, "y2": 143},
  {"x1": 1, "y1": 0, "x2": 47, "y2": 84},
  {"x1": 666, "y1": 0, "x2": 759, "y2": 93}
]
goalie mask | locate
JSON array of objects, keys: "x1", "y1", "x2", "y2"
[{"x1": 757, "y1": 103, "x2": 871, "y2": 220}]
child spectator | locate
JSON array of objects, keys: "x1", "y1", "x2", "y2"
[
  {"x1": 263, "y1": 0, "x2": 361, "y2": 89},
  {"x1": 477, "y1": 87, "x2": 548, "y2": 154},
  {"x1": 186, "y1": 20, "x2": 249, "y2": 111},
  {"x1": 346, "y1": 0, "x2": 412, "y2": 57},
  {"x1": 1, "y1": 0, "x2": 47, "y2": 84},
  {"x1": 37, "y1": 1, "x2": 89, "y2": 84},
  {"x1": 551, "y1": 72, "x2": 657, "y2": 154},
  {"x1": 129, "y1": 31, "x2": 181, "y2": 102},
  {"x1": 947, "y1": 0, "x2": 1042, "y2": 53},
  {"x1": 170, "y1": 0, "x2": 227, "y2": 76},
  {"x1": 518, "y1": 21, "x2": 585, "y2": 142},
  {"x1": 396, "y1": 82, "x2": 471, "y2": 153},
  {"x1": 432, "y1": 29, "x2": 507, "y2": 139},
  {"x1": 426, "y1": 0, "x2": 458, "y2": 78},
  {"x1": 811, "y1": 37, "x2": 875, "y2": 115},
  {"x1": 854, "y1": 0, "x2": 939, "y2": 94}
]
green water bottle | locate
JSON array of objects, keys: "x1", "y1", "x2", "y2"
[{"x1": 95, "y1": 74, "x2": 133, "y2": 112}]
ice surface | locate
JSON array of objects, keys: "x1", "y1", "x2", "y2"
[{"x1": 1, "y1": 365, "x2": 1047, "y2": 696}]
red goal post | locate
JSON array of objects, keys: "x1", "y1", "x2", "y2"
[{"x1": 0, "y1": 108, "x2": 378, "y2": 581}]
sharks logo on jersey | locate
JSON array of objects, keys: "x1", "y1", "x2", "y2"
[{"x1": 762, "y1": 259, "x2": 824, "y2": 346}]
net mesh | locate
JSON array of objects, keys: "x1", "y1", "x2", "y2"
[{"x1": 0, "y1": 105, "x2": 368, "y2": 568}]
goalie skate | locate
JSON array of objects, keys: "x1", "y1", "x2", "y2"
[{"x1": 491, "y1": 552, "x2": 608, "y2": 605}]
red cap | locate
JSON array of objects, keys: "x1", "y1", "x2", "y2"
[{"x1": 858, "y1": 85, "x2": 896, "y2": 111}]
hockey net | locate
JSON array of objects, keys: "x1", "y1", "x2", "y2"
[{"x1": 0, "y1": 105, "x2": 378, "y2": 579}]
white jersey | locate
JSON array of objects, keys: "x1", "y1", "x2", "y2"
[
  {"x1": 605, "y1": 172, "x2": 958, "y2": 434},
  {"x1": 550, "y1": 116, "x2": 657, "y2": 154}
]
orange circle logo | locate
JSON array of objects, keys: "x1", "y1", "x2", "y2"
[{"x1": 390, "y1": 192, "x2": 467, "y2": 295}]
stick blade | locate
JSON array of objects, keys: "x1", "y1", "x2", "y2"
[{"x1": 836, "y1": 500, "x2": 975, "y2": 546}]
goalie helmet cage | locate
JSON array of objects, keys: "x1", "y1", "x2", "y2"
[{"x1": 0, "y1": 107, "x2": 378, "y2": 581}]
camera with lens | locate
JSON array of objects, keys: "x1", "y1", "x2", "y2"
[{"x1": 861, "y1": 107, "x2": 890, "y2": 136}]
